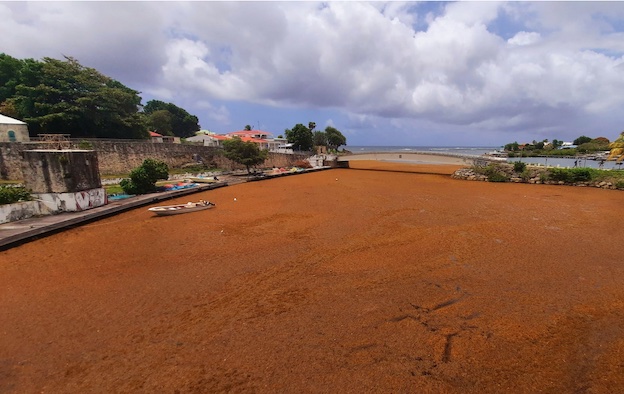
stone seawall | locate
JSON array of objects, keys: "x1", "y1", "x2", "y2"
[{"x1": 0, "y1": 141, "x2": 309, "y2": 180}]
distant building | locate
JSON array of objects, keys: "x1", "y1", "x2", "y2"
[
  {"x1": 186, "y1": 129, "x2": 295, "y2": 153},
  {"x1": 559, "y1": 142, "x2": 577, "y2": 149},
  {"x1": 149, "y1": 131, "x2": 179, "y2": 143},
  {"x1": 0, "y1": 114, "x2": 30, "y2": 142}
]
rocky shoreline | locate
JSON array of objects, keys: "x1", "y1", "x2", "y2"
[{"x1": 452, "y1": 163, "x2": 623, "y2": 190}]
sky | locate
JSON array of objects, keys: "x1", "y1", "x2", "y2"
[{"x1": 2, "y1": 1, "x2": 624, "y2": 147}]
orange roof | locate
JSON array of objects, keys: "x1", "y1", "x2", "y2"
[
  {"x1": 149, "y1": 131, "x2": 162, "y2": 137},
  {"x1": 229, "y1": 129, "x2": 272, "y2": 134}
]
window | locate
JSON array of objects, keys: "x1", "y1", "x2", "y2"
[{"x1": 8, "y1": 130, "x2": 16, "y2": 142}]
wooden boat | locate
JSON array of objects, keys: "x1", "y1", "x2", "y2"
[
  {"x1": 187, "y1": 176, "x2": 219, "y2": 183},
  {"x1": 148, "y1": 200, "x2": 215, "y2": 216}
]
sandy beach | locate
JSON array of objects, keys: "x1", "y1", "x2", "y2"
[{"x1": 1, "y1": 161, "x2": 623, "y2": 393}]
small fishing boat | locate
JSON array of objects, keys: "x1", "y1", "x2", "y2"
[
  {"x1": 186, "y1": 176, "x2": 219, "y2": 183},
  {"x1": 148, "y1": 200, "x2": 215, "y2": 216}
]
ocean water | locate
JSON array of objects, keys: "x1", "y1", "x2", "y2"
[
  {"x1": 347, "y1": 146, "x2": 623, "y2": 170},
  {"x1": 347, "y1": 146, "x2": 496, "y2": 156}
]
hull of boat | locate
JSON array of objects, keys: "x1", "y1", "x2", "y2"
[{"x1": 148, "y1": 202, "x2": 215, "y2": 216}]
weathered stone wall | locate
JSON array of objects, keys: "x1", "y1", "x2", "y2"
[
  {"x1": 0, "y1": 141, "x2": 309, "y2": 180},
  {"x1": 21, "y1": 150, "x2": 101, "y2": 193}
]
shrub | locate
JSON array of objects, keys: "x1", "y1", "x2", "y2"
[
  {"x1": 615, "y1": 180, "x2": 624, "y2": 189},
  {"x1": 520, "y1": 169, "x2": 532, "y2": 182},
  {"x1": 0, "y1": 186, "x2": 32, "y2": 205},
  {"x1": 484, "y1": 164, "x2": 508, "y2": 182},
  {"x1": 78, "y1": 140, "x2": 93, "y2": 150},
  {"x1": 548, "y1": 167, "x2": 594, "y2": 183},
  {"x1": 513, "y1": 161, "x2": 527, "y2": 173},
  {"x1": 487, "y1": 172, "x2": 508, "y2": 182},
  {"x1": 120, "y1": 159, "x2": 169, "y2": 195}
]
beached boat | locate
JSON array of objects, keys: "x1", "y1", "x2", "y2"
[
  {"x1": 187, "y1": 176, "x2": 219, "y2": 184},
  {"x1": 148, "y1": 200, "x2": 215, "y2": 216}
]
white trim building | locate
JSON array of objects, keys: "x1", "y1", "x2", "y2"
[{"x1": 0, "y1": 114, "x2": 30, "y2": 142}]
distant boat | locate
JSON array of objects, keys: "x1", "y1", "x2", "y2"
[{"x1": 148, "y1": 200, "x2": 215, "y2": 216}]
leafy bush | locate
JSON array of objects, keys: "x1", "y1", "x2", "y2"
[
  {"x1": 548, "y1": 167, "x2": 594, "y2": 183},
  {"x1": 513, "y1": 161, "x2": 526, "y2": 173},
  {"x1": 615, "y1": 180, "x2": 624, "y2": 189},
  {"x1": 520, "y1": 169, "x2": 532, "y2": 182},
  {"x1": 487, "y1": 172, "x2": 508, "y2": 182},
  {"x1": 0, "y1": 186, "x2": 32, "y2": 205},
  {"x1": 78, "y1": 140, "x2": 93, "y2": 149},
  {"x1": 120, "y1": 158, "x2": 169, "y2": 195},
  {"x1": 484, "y1": 164, "x2": 508, "y2": 182}
]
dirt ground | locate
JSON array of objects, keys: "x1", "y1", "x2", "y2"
[{"x1": 1, "y1": 161, "x2": 624, "y2": 393}]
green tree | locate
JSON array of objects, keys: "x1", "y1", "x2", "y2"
[
  {"x1": 143, "y1": 100, "x2": 200, "y2": 138},
  {"x1": 10, "y1": 56, "x2": 147, "y2": 139},
  {"x1": 325, "y1": 126, "x2": 347, "y2": 151},
  {"x1": 147, "y1": 109, "x2": 173, "y2": 135},
  {"x1": 120, "y1": 158, "x2": 169, "y2": 195},
  {"x1": 285, "y1": 123, "x2": 314, "y2": 151},
  {"x1": 504, "y1": 142, "x2": 519, "y2": 151},
  {"x1": 244, "y1": 124, "x2": 252, "y2": 131},
  {"x1": 0, "y1": 53, "x2": 24, "y2": 104},
  {"x1": 313, "y1": 131, "x2": 328, "y2": 147},
  {"x1": 223, "y1": 136, "x2": 268, "y2": 174},
  {"x1": 573, "y1": 135, "x2": 592, "y2": 145}
]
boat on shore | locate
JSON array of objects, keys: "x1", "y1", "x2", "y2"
[
  {"x1": 186, "y1": 176, "x2": 219, "y2": 184},
  {"x1": 148, "y1": 200, "x2": 215, "y2": 216}
]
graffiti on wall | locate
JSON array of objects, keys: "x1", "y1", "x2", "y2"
[{"x1": 74, "y1": 188, "x2": 106, "y2": 211}]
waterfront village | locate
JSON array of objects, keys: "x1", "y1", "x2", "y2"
[{"x1": 1, "y1": 112, "x2": 624, "y2": 227}]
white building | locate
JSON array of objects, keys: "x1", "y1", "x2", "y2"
[{"x1": 0, "y1": 114, "x2": 30, "y2": 142}]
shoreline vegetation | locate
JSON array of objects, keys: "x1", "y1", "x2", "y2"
[{"x1": 452, "y1": 161, "x2": 624, "y2": 190}]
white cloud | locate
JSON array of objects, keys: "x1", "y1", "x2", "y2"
[
  {"x1": 508, "y1": 31, "x2": 541, "y2": 46},
  {"x1": 1, "y1": 1, "x2": 624, "y2": 143}
]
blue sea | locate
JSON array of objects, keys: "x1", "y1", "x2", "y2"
[
  {"x1": 347, "y1": 146, "x2": 623, "y2": 170},
  {"x1": 348, "y1": 146, "x2": 495, "y2": 156}
]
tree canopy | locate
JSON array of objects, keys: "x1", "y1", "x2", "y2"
[
  {"x1": 573, "y1": 135, "x2": 593, "y2": 146},
  {"x1": 325, "y1": 126, "x2": 347, "y2": 150},
  {"x1": 0, "y1": 53, "x2": 201, "y2": 140},
  {"x1": 143, "y1": 100, "x2": 199, "y2": 138},
  {"x1": 285, "y1": 123, "x2": 314, "y2": 151},
  {"x1": 222, "y1": 137, "x2": 268, "y2": 173},
  {"x1": 310, "y1": 126, "x2": 347, "y2": 151},
  {"x1": 313, "y1": 130, "x2": 328, "y2": 147}
]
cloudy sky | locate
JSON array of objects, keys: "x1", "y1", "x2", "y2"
[{"x1": 2, "y1": 1, "x2": 624, "y2": 146}]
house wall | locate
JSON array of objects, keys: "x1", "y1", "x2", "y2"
[{"x1": 0, "y1": 123, "x2": 29, "y2": 142}]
